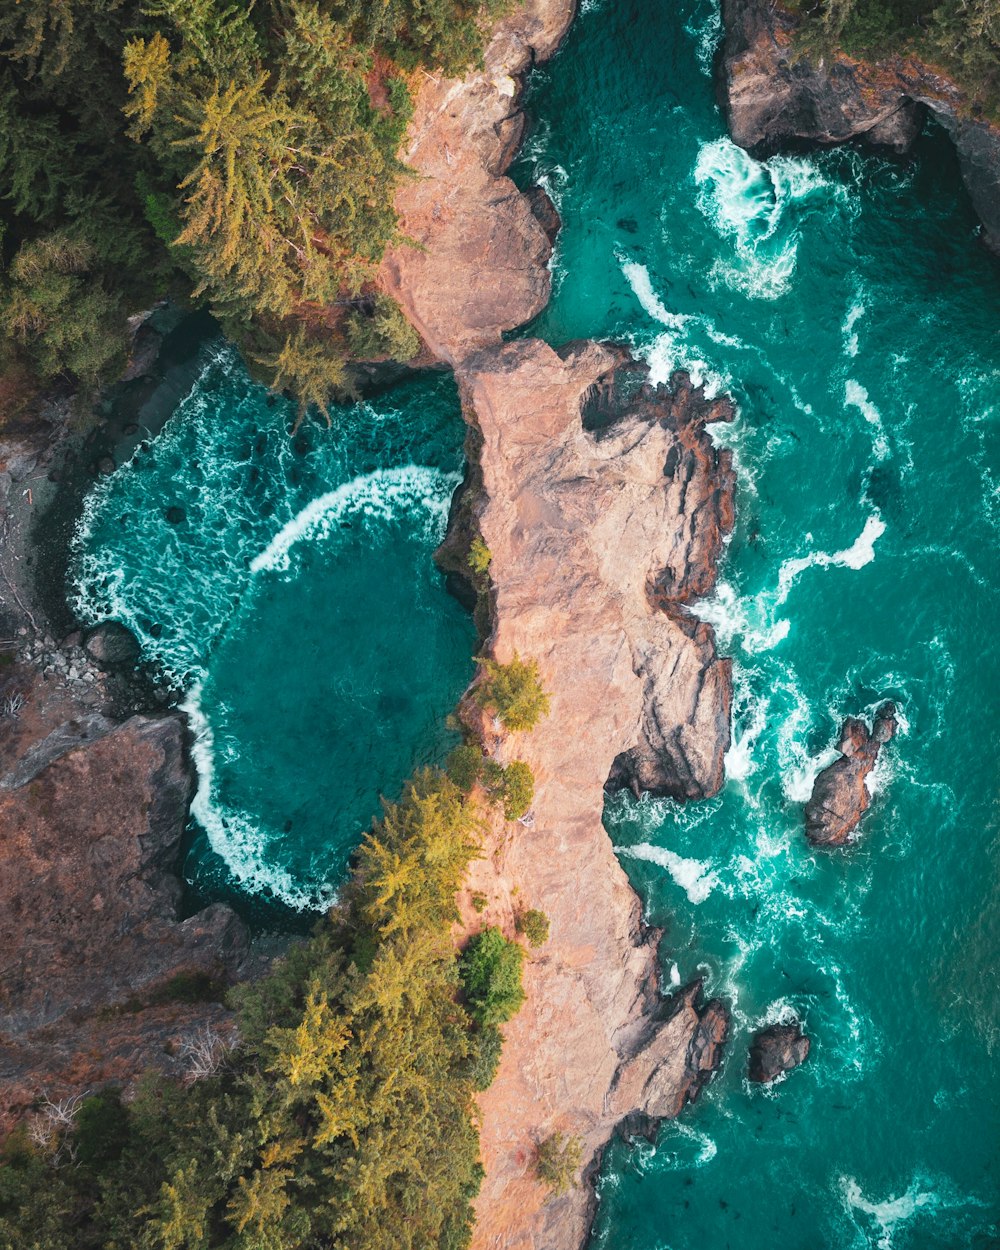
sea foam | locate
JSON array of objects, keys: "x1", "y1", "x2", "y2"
[{"x1": 618, "y1": 842, "x2": 720, "y2": 904}]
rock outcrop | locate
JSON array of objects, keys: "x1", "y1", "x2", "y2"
[
  {"x1": 0, "y1": 663, "x2": 251, "y2": 1132},
  {"x1": 377, "y1": 0, "x2": 577, "y2": 363},
  {"x1": 748, "y1": 1020, "x2": 811, "y2": 1083},
  {"x1": 720, "y1": 0, "x2": 1000, "y2": 253},
  {"x1": 804, "y1": 702, "x2": 898, "y2": 846},
  {"x1": 449, "y1": 339, "x2": 734, "y2": 1249}
]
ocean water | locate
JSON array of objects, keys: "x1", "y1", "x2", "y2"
[
  {"x1": 72, "y1": 350, "x2": 474, "y2": 911},
  {"x1": 513, "y1": 1, "x2": 1000, "y2": 1246},
  {"x1": 69, "y1": 0, "x2": 1000, "y2": 1242}
]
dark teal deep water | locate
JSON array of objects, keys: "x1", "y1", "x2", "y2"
[
  {"x1": 513, "y1": 0, "x2": 1000, "y2": 1246},
  {"x1": 72, "y1": 0, "x2": 1000, "y2": 1243},
  {"x1": 73, "y1": 357, "x2": 474, "y2": 910}
]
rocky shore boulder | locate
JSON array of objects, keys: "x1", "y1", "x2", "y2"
[
  {"x1": 0, "y1": 712, "x2": 251, "y2": 1129},
  {"x1": 720, "y1": 0, "x2": 1000, "y2": 253},
  {"x1": 804, "y1": 702, "x2": 898, "y2": 846},
  {"x1": 84, "y1": 620, "x2": 142, "y2": 668},
  {"x1": 612, "y1": 981, "x2": 730, "y2": 1138},
  {"x1": 748, "y1": 1020, "x2": 811, "y2": 1083}
]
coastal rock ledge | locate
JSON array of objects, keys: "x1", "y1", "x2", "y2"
[
  {"x1": 449, "y1": 339, "x2": 735, "y2": 1250},
  {"x1": 720, "y1": 0, "x2": 1000, "y2": 252}
]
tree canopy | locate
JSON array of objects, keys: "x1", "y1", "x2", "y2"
[
  {"x1": 0, "y1": 0, "x2": 506, "y2": 417},
  {"x1": 0, "y1": 769, "x2": 509, "y2": 1250},
  {"x1": 796, "y1": 0, "x2": 1000, "y2": 113}
]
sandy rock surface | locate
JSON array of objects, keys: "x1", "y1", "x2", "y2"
[{"x1": 451, "y1": 339, "x2": 734, "y2": 1249}]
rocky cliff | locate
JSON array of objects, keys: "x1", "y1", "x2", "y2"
[
  {"x1": 0, "y1": 649, "x2": 252, "y2": 1132},
  {"x1": 448, "y1": 341, "x2": 734, "y2": 1248},
  {"x1": 376, "y1": 4, "x2": 738, "y2": 1244},
  {"x1": 720, "y1": 0, "x2": 1000, "y2": 252},
  {"x1": 378, "y1": 0, "x2": 577, "y2": 361}
]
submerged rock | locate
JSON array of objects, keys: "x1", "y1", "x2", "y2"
[
  {"x1": 804, "y1": 702, "x2": 898, "y2": 846},
  {"x1": 720, "y1": 0, "x2": 1000, "y2": 253},
  {"x1": 748, "y1": 1020, "x2": 811, "y2": 1083}
]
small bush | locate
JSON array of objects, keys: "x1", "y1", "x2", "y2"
[
  {"x1": 474, "y1": 652, "x2": 550, "y2": 732},
  {"x1": 497, "y1": 760, "x2": 534, "y2": 820},
  {"x1": 345, "y1": 294, "x2": 421, "y2": 362},
  {"x1": 536, "y1": 1131, "x2": 582, "y2": 1195},
  {"x1": 467, "y1": 1024, "x2": 503, "y2": 1090},
  {"x1": 471, "y1": 892, "x2": 487, "y2": 914},
  {"x1": 467, "y1": 536, "x2": 492, "y2": 576},
  {"x1": 459, "y1": 926, "x2": 525, "y2": 1028},
  {"x1": 446, "y1": 743, "x2": 484, "y2": 793},
  {"x1": 516, "y1": 908, "x2": 550, "y2": 948},
  {"x1": 480, "y1": 758, "x2": 535, "y2": 820},
  {"x1": 74, "y1": 1091, "x2": 129, "y2": 1168}
]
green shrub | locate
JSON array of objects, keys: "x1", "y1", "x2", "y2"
[
  {"x1": 446, "y1": 743, "x2": 484, "y2": 793},
  {"x1": 471, "y1": 891, "x2": 487, "y2": 913},
  {"x1": 467, "y1": 536, "x2": 492, "y2": 576},
  {"x1": 345, "y1": 294, "x2": 421, "y2": 362},
  {"x1": 466, "y1": 1024, "x2": 503, "y2": 1090},
  {"x1": 536, "y1": 1131, "x2": 582, "y2": 1195},
  {"x1": 474, "y1": 653, "x2": 550, "y2": 732},
  {"x1": 459, "y1": 926, "x2": 525, "y2": 1028},
  {"x1": 516, "y1": 908, "x2": 550, "y2": 948},
  {"x1": 497, "y1": 760, "x2": 534, "y2": 820},
  {"x1": 74, "y1": 1091, "x2": 129, "y2": 1169},
  {"x1": 480, "y1": 758, "x2": 535, "y2": 820}
]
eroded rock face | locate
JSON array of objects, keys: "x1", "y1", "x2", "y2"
[
  {"x1": 453, "y1": 339, "x2": 734, "y2": 1249},
  {"x1": 377, "y1": 0, "x2": 577, "y2": 363},
  {"x1": 804, "y1": 702, "x2": 898, "y2": 846},
  {"x1": 0, "y1": 711, "x2": 249, "y2": 1128},
  {"x1": 721, "y1": 0, "x2": 1000, "y2": 252},
  {"x1": 748, "y1": 1021, "x2": 811, "y2": 1083}
]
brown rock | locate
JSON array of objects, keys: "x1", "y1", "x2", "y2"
[
  {"x1": 453, "y1": 339, "x2": 734, "y2": 1250},
  {"x1": 720, "y1": 0, "x2": 1000, "y2": 252},
  {"x1": 377, "y1": 0, "x2": 577, "y2": 364},
  {"x1": 748, "y1": 1020, "x2": 810, "y2": 1083},
  {"x1": 0, "y1": 713, "x2": 249, "y2": 1126},
  {"x1": 804, "y1": 702, "x2": 898, "y2": 846}
]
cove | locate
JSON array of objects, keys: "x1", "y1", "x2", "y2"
[
  {"x1": 514, "y1": 0, "x2": 999, "y2": 1247},
  {"x1": 72, "y1": 346, "x2": 475, "y2": 914}
]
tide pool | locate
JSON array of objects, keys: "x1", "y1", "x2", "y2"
[
  {"x1": 514, "y1": 0, "x2": 999, "y2": 1246},
  {"x1": 72, "y1": 351, "x2": 474, "y2": 912}
]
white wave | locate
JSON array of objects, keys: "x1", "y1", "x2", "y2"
[
  {"x1": 618, "y1": 842, "x2": 720, "y2": 904},
  {"x1": 724, "y1": 661, "x2": 769, "y2": 785},
  {"x1": 693, "y1": 138, "x2": 840, "y2": 299},
  {"x1": 845, "y1": 380, "x2": 890, "y2": 460},
  {"x1": 839, "y1": 1175, "x2": 970, "y2": 1250},
  {"x1": 183, "y1": 684, "x2": 336, "y2": 910},
  {"x1": 250, "y1": 465, "x2": 456, "y2": 574},
  {"x1": 684, "y1": 1, "x2": 722, "y2": 76},
  {"x1": 776, "y1": 514, "x2": 887, "y2": 604},
  {"x1": 842, "y1": 300, "x2": 866, "y2": 358},
  {"x1": 619, "y1": 256, "x2": 728, "y2": 395}
]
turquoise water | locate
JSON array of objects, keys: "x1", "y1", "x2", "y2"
[
  {"x1": 72, "y1": 349, "x2": 474, "y2": 911},
  {"x1": 70, "y1": 0, "x2": 1000, "y2": 1242},
  {"x1": 514, "y1": 0, "x2": 999, "y2": 1246}
]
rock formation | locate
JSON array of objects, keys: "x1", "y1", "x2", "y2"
[
  {"x1": 377, "y1": 0, "x2": 577, "y2": 362},
  {"x1": 447, "y1": 340, "x2": 734, "y2": 1249},
  {"x1": 720, "y1": 0, "x2": 1000, "y2": 253},
  {"x1": 0, "y1": 659, "x2": 252, "y2": 1131},
  {"x1": 804, "y1": 702, "x2": 898, "y2": 846},
  {"x1": 748, "y1": 1021, "x2": 811, "y2": 1083}
]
